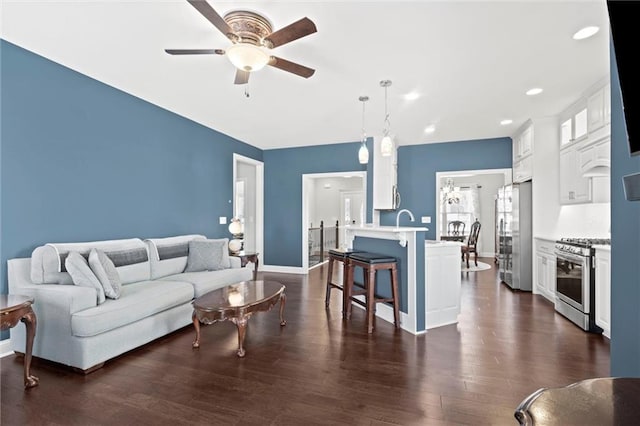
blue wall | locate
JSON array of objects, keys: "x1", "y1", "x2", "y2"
[
  {"x1": 609, "y1": 43, "x2": 640, "y2": 376},
  {"x1": 380, "y1": 138, "x2": 513, "y2": 240},
  {"x1": 263, "y1": 140, "x2": 373, "y2": 267},
  {"x1": 0, "y1": 40, "x2": 262, "y2": 303},
  {"x1": 263, "y1": 137, "x2": 510, "y2": 268}
]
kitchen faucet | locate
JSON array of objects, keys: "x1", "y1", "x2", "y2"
[{"x1": 396, "y1": 209, "x2": 415, "y2": 228}]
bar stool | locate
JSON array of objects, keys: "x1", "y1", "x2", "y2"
[
  {"x1": 325, "y1": 248, "x2": 365, "y2": 318},
  {"x1": 346, "y1": 252, "x2": 400, "y2": 333}
]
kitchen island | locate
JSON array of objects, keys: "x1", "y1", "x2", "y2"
[{"x1": 344, "y1": 225, "x2": 461, "y2": 334}]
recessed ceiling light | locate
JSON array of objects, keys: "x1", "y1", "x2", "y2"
[
  {"x1": 424, "y1": 125, "x2": 436, "y2": 134},
  {"x1": 526, "y1": 88, "x2": 543, "y2": 96},
  {"x1": 500, "y1": 119, "x2": 513, "y2": 125},
  {"x1": 573, "y1": 26, "x2": 600, "y2": 40},
  {"x1": 404, "y1": 92, "x2": 420, "y2": 101}
]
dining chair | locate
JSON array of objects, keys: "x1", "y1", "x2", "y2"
[
  {"x1": 461, "y1": 220, "x2": 481, "y2": 268},
  {"x1": 447, "y1": 220, "x2": 466, "y2": 236}
]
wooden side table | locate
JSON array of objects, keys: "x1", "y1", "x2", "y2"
[
  {"x1": 230, "y1": 251, "x2": 259, "y2": 280},
  {"x1": 0, "y1": 295, "x2": 39, "y2": 388}
]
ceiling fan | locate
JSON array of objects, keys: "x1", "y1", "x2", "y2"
[{"x1": 165, "y1": 0, "x2": 317, "y2": 85}]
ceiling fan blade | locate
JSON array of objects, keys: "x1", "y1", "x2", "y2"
[
  {"x1": 268, "y1": 56, "x2": 315, "y2": 78},
  {"x1": 264, "y1": 17, "x2": 317, "y2": 48},
  {"x1": 165, "y1": 49, "x2": 225, "y2": 55},
  {"x1": 234, "y1": 70, "x2": 250, "y2": 85},
  {"x1": 186, "y1": 0, "x2": 236, "y2": 41}
]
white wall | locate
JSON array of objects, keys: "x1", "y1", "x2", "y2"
[
  {"x1": 531, "y1": 117, "x2": 561, "y2": 240},
  {"x1": 312, "y1": 177, "x2": 364, "y2": 227}
]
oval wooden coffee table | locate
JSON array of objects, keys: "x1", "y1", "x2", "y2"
[
  {"x1": 191, "y1": 280, "x2": 286, "y2": 357},
  {"x1": 0, "y1": 295, "x2": 39, "y2": 388}
]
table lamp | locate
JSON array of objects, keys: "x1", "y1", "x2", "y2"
[{"x1": 228, "y1": 218, "x2": 244, "y2": 254}]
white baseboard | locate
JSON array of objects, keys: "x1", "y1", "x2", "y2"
[
  {"x1": 350, "y1": 296, "x2": 425, "y2": 335},
  {"x1": 0, "y1": 339, "x2": 14, "y2": 358},
  {"x1": 261, "y1": 265, "x2": 306, "y2": 274}
]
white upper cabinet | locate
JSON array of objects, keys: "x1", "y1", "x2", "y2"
[
  {"x1": 604, "y1": 83, "x2": 611, "y2": 125},
  {"x1": 560, "y1": 118, "x2": 572, "y2": 146},
  {"x1": 560, "y1": 146, "x2": 591, "y2": 204},
  {"x1": 558, "y1": 76, "x2": 611, "y2": 204},
  {"x1": 587, "y1": 83, "x2": 611, "y2": 134},
  {"x1": 512, "y1": 121, "x2": 534, "y2": 183},
  {"x1": 574, "y1": 108, "x2": 588, "y2": 142},
  {"x1": 373, "y1": 137, "x2": 399, "y2": 210},
  {"x1": 513, "y1": 122, "x2": 533, "y2": 161},
  {"x1": 588, "y1": 86, "x2": 606, "y2": 133},
  {"x1": 559, "y1": 104, "x2": 588, "y2": 147}
]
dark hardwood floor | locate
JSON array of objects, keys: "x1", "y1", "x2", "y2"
[{"x1": 1, "y1": 258, "x2": 610, "y2": 425}]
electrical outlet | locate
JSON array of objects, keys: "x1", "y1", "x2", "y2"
[
  {"x1": 219, "y1": 217, "x2": 227, "y2": 225},
  {"x1": 421, "y1": 216, "x2": 431, "y2": 224}
]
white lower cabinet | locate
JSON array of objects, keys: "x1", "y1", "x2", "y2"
[
  {"x1": 534, "y1": 238, "x2": 556, "y2": 302},
  {"x1": 595, "y1": 247, "x2": 611, "y2": 338}
]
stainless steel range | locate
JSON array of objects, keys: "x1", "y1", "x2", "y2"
[{"x1": 554, "y1": 237, "x2": 610, "y2": 333}]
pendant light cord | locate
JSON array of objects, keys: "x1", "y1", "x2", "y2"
[
  {"x1": 383, "y1": 83, "x2": 391, "y2": 136},
  {"x1": 362, "y1": 99, "x2": 367, "y2": 143}
]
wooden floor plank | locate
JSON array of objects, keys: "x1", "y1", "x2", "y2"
[{"x1": 1, "y1": 258, "x2": 610, "y2": 425}]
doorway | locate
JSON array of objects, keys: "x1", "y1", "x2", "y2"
[
  {"x1": 436, "y1": 169, "x2": 511, "y2": 259},
  {"x1": 302, "y1": 171, "x2": 367, "y2": 272},
  {"x1": 233, "y1": 154, "x2": 264, "y2": 258}
]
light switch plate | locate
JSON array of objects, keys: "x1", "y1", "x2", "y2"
[
  {"x1": 219, "y1": 217, "x2": 227, "y2": 225},
  {"x1": 421, "y1": 216, "x2": 431, "y2": 224}
]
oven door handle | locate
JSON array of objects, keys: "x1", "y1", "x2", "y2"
[{"x1": 554, "y1": 250, "x2": 587, "y2": 264}]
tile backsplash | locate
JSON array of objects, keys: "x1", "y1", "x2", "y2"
[{"x1": 556, "y1": 203, "x2": 611, "y2": 238}]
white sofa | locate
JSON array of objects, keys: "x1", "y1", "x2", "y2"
[{"x1": 7, "y1": 234, "x2": 252, "y2": 372}]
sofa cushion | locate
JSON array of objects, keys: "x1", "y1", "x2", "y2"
[
  {"x1": 30, "y1": 238, "x2": 150, "y2": 285},
  {"x1": 160, "y1": 267, "x2": 252, "y2": 298},
  {"x1": 145, "y1": 235, "x2": 206, "y2": 279},
  {"x1": 71, "y1": 280, "x2": 194, "y2": 337},
  {"x1": 89, "y1": 249, "x2": 122, "y2": 299},
  {"x1": 66, "y1": 251, "x2": 106, "y2": 305},
  {"x1": 184, "y1": 239, "x2": 231, "y2": 272}
]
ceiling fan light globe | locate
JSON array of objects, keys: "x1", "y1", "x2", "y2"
[{"x1": 227, "y1": 43, "x2": 269, "y2": 72}]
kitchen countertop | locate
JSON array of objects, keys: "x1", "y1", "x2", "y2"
[{"x1": 593, "y1": 245, "x2": 611, "y2": 252}]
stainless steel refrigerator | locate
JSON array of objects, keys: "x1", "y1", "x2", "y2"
[{"x1": 497, "y1": 181, "x2": 532, "y2": 291}]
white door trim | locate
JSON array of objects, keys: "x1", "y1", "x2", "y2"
[
  {"x1": 435, "y1": 168, "x2": 512, "y2": 242},
  {"x1": 233, "y1": 154, "x2": 264, "y2": 266},
  {"x1": 301, "y1": 171, "x2": 367, "y2": 273}
]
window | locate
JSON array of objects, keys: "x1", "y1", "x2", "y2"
[{"x1": 440, "y1": 186, "x2": 479, "y2": 236}]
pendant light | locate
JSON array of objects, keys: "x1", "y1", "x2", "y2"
[
  {"x1": 358, "y1": 96, "x2": 370, "y2": 164},
  {"x1": 380, "y1": 79, "x2": 394, "y2": 157}
]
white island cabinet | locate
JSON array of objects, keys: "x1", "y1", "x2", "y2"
[
  {"x1": 425, "y1": 241, "x2": 462, "y2": 329},
  {"x1": 344, "y1": 226, "x2": 461, "y2": 334},
  {"x1": 594, "y1": 245, "x2": 611, "y2": 339}
]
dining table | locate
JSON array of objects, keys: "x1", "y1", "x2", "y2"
[{"x1": 440, "y1": 235, "x2": 466, "y2": 243}]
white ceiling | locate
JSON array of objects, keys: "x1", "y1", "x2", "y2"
[{"x1": 1, "y1": 0, "x2": 611, "y2": 150}]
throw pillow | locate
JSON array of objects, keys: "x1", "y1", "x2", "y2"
[
  {"x1": 88, "y1": 248, "x2": 122, "y2": 299},
  {"x1": 65, "y1": 251, "x2": 106, "y2": 304},
  {"x1": 184, "y1": 238, "x2": 231, "y2": 272}
]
